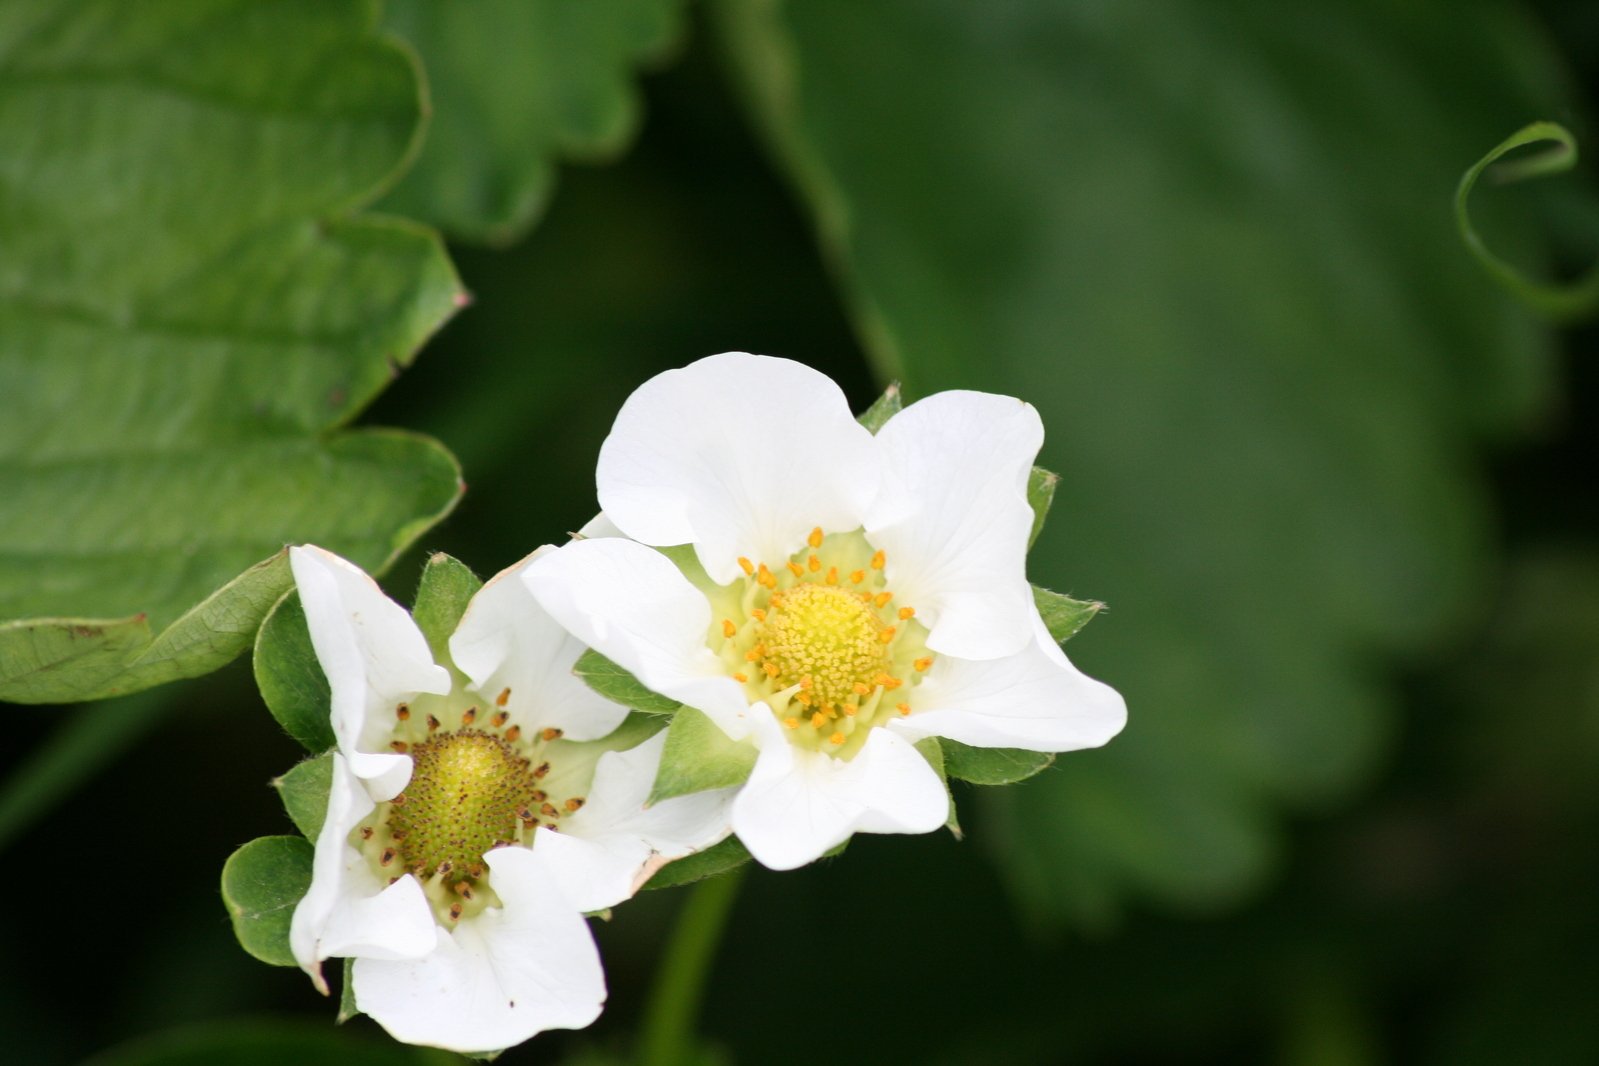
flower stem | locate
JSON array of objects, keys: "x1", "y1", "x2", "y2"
[{"x1": 638, "y1": 867, "x2": 746, "y2": 1066}]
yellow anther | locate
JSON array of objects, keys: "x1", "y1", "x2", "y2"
[
  {"x1": 850, "y1": 569, "x2": 866, "y2": 584},
  {"x1": 829, "y1": 732, "x2": 845, "y2": 745},
  {"x1": 876, "y1": 673, "x2": 901, "y2": 690},
  {"x1": 826, "y1": 566, "x2": 839, "y2": 585},
  {"x1": 764, "y1": 661, "x2": 781, "y2": 678},
  {"x1": 811, "y1": 711, "x2": 827, "y2": 729},
  {"x1": 874, "y1": 592, "x2": 893, "y2": 608},
  {"x1": 722, "y1": 619, "x2": 736, "y2": 638},
  {"x1": 752, "y1": 608, "x2": 767, "y2": 621},
  {"x1": 787, "y1": 560, "x2": 805, "y2": 578},
  {"x1": 879, "y1": 626, "x2": 898, "y2": 644},
  {"x1": 898, "y1": 606, "x2": 916, "y2": 620},
  {"x1": 914, "y1": 657, "x2": 933, "y2": 672},
  {"x1": 809, "y1": 527, "x2": 824, "y2": 549},
  {"x1": 745, "y1": 648, "x2": 761, "y2": 662},
  {"x1": 843, "y1": 703, "x2": 857, "y2": 716},
  {"x1": 870, "y1": 550, "x2": 886, "y2": 570},
  {"x1": 784, "y1": 717, "x2": 800, "y2": 729},
  {"x1": 733, "y1": 672, "x2": 748, "y2": 683},
  {"x1": 757, "y1": 564, "x2": 777, "y2": 589},
  {"x1": 853, "y1": 681, "x2": 872, "y2": 696},
  {"x1": 739, "y1": 557, "x2": 755, "y2": 576},
  {"x1": 897, "y1": 702, "x2": 911, "y2": 716},
  {"x1": 504, "y1": 725, "x2": 522, "y2": 743},
  {"x1": 809, "y1": 554, "x2": 822, "y2": 572},
  {"x1": 795, "y1": 691, "x2": 812, "y2": 707},
  {"x1": 800, "y1": 675, "x2": 813, "y2": 690}
]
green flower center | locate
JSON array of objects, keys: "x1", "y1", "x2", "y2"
[
  {"x1": 707, "y1": 527, "x2": 936, "y2": 758},
  {"x1": 387, "y1": 730, "x2": 538, "y2": 880},
  {"x1": 349, "y1": 692, "x2": 585, "y2": 924}
]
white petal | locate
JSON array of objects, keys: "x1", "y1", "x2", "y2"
[
  {"x1": 290, "y1": 545, "x2": 451, "y2": 796},
  {"x1": 865, "y1": 391, "x2": 1042, "y2": 660},
  {"x1": 596, "y1": 352, "x2": 880, "y2": 582},
  {"x1": 354, "y1": 847, "x2": 605, "y2": 1054},
  {"x1": 524, "y1": 537, "x2": 754, "y2": 741},
  {"x1": 731, "y1": 713, "x2": 948, "y2": 871},
  {"x1": 450, "y1": 547, "x2": 630, "y2": 742},
  {"x1": 290, "y1": 754, "x2": 436, "y2": 991},
  {"x1": 889, "y1": 628, "x2": 1127, "y2": 751},
  {"x1": 535, "y1": 731, "x2": 735, "y2": 911}
]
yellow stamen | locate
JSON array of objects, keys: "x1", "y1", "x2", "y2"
[
  {"x1": 757, "y1": 563, "x2": 777, "y2": 589},
  {"x1": 739, "y1": 557, "x2": 755, "y2": 576},
  {"x1": 870, "y1": 549, "x2": 886, "y2": 570},
  {"x1": 850, "y1": 569, "x2": 866, "y2": 584},
  {"x1": 763, "y1": 661, "x2": 781, "y2": 678},
  {"x1": 897, "y1": 702, "x2": 911, "y2": 716},
  {"x1": 784, "y1": 717, "x2": 800, "y2": 729},
  {"x1": 829, "y1": 732, "x2": 845, "y2": 746},
  {"x1": 504, "y1": 725, "x2": 521, "y2": 742},
  {"x1": 826, "y1": 566, "x2": 839, "y2": 585},
  {"x1": 844, "y1": 704, "x2": 857, "y2": 716},
  {"x1": 794, "y1": 691, "x2": 812, "y2": 707},
  {"x1": 787, "y1": 560, "x2": 805, "y2": 578},
  {"x1": 898, "y1": 606, "x2": 916, "y2": 620},
  {"x1": 914, "y1": 656, "x2": 933, "y2": 672},
  {"x1": 800, "y1": 675, "x2": 814, "y2": 690},
  {"x1": 810, "y1": 711, "x2": 827, "y2": 729},
  {"x1": 733, "y1": 672, "x2": 748, "y2": 683},
  {"x1": 809, "y1": 527, "x2": 824, "y2": 549},
  {"x1": 874, "y1": 592, "x2": 893, "y2": 608},
  {"x1": 722, "y1": 619, "x2": 737, "y2": 638},
  {"x1": 751, "y1": 608, "x2": 767, "y2": 621},
  {"x1": 853, "y1": 681, "x2": 872, "y2": 696},
  {"x1": 879, "y1": 626, "x2": 898, "y2": 644}
]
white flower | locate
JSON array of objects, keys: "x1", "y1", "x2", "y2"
[
  {"x1": 524, "y1": 352, "x2": 1127, "y2": 872},
  {"x1": 287, "y1": 545, "x2": 733, "y2": 1054}
]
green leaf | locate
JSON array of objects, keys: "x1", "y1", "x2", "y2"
[
  {"x1": 338, "y1": 957, "x2": 360, "y2": 1025},
  {"x1": 381, "y1": 0, "x2": 686, "y2": 244},
  {"x1": 649, "y1": 706, "x2": 757, "y2": 804},
  {"x1": 81, "y1": 1019, "x2": 447, "y2": 1066},
  {"x1": 573, "y1": 649, "x2": 683, "y2": 715},
  {"x1": 942, "y1": 740, "x2": 1055, "y2": 787},
  {"x1": 411, "y1": 552, "x2": 483, "y2": 663},
  {"x1": 0, "y1": 0, "x2": 465, "y2": 704},
  {"x1": 1033, "y1": 586, "x2": 1103, "y2": 645},
  {"x1": 275, "y1": 753, "x2": 335, "y2": 841},
  {"x1": 254, "y1": 592, "x2": 334, "y2": 753},
  {"x1": 914, "y1": 736, "x2": 961, "y2": 837},
  {"x1": 1027, "y1": 466, "x2": 1059, "y2": 551},
  {"x1": 857, "y1": 381, "x2": 903, "y2": 433},
  {"x1": 713, "y1": 0, "x2": 1592, "y2": 924},
  {"x1": 1455, "y1": 121, "x2": 1599, "y2": 321},
  {"x1": 642, "y1": 835, "x2": 752, "y2": 891},
  {"x1": 221, "y1": 836, "x2": 314, "y2": 968}
]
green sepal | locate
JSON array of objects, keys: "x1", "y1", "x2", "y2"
[
  {"x1": 254, "y1": 593, "x2": 335, "y2": 753},
  {"x1": 1027, "y1": 466, "x2": 1059, "y2": 551},
  {"x1": 649, "y1": 707, "x2": 757, "y2": 805},
  {"x1": 275, "y1": 753, "x2": 335, "y2": 841},
  {"x1": 1033, "y1": 585, "x2": 1103, "y2": 644},
  {"x1": 642, "y1": 836, "x2": 753, "y2": 891},
  {"x1": 857, "y1": 382, "x2": 903, "y2": 433},
  {"x1": 412, "y1": 553, "x2": 483, "y2": 663},
  {"x1": 914, "y1": 736, "x2": 961, "y2": 838},
  {"x1": 941, "y1": 741, "x2": 1056, "y2": 786},
  {"x1": 221, "y1": 836, "x2": 314, "y2": 968},
  {"x1": 572, "y1": 649, "x2": 682, "y2": 715},
  {"x1": 337, "y1": 957, "x2": 360, "y2": 1025}
]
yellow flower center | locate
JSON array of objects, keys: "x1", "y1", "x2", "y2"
[
  {"x1": 758, "y1": 583, "x2": 891, "y2": 708},
  {"x1": 708, "y1": 526, "x2": 935, "y2": 758}
]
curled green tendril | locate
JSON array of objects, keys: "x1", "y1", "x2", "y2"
[{"x1": 1455, "y1": 121, "x2": 1599, "y2": 321}]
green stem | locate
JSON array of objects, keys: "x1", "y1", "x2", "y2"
[{"x1": 638, "y1": 867, "x2": 747, "y2": 1066}]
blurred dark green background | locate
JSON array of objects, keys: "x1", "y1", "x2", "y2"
[{"x1": 3, "y1": 1, "x2": 1597, "y2": 1063}]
